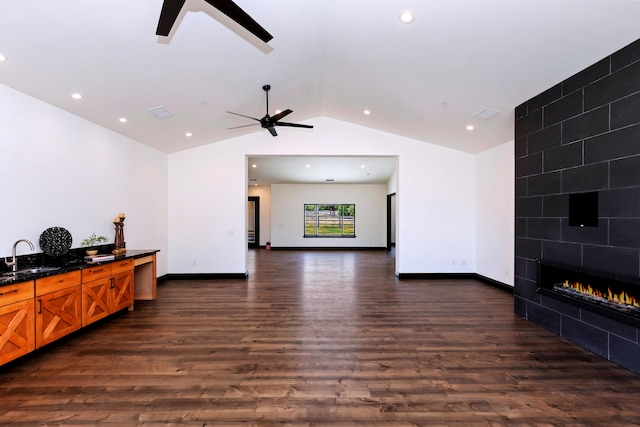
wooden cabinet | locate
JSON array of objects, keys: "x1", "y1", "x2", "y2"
[
  {"x1": 0, "y1": 252, "x2": 154, "y2": 367},
  {"x1": 35, "y1": 271, "x2": 82, "y2": 348},
  {"x1": 0, "y1": 280, "x2": 35, "y2": 366},
  {"x1": 82, "y1": 259, "x2": 134, "y2": 326}
]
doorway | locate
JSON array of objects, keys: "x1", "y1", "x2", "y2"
[
  {"x1": 248, "y1": 196, "x2": 260, "y2": 248},
  {"x1": 386, "y1": 193, "x2": 396, "y2": 251}
]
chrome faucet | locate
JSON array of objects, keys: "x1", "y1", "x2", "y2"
[{"x1": 5, "y1": 239, "x2": 35, "y2": 273}]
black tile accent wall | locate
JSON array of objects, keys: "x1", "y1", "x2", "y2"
[{"x1": 514, "y1": 38, "x2": 640, "y2": 375}]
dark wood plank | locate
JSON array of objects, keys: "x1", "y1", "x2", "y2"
[{"x1": 1, "y1": 249, "x2": 640, "y2": 425}]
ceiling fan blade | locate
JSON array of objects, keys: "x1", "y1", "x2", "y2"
[
  {"x1": 274, "y1": 122, "x2": 314, "y2": 129},
  {"x1": 267, "y1": 127, "x2": 278, "y2": 137},
  {"x1": 226, "y1": 111, "x2": 260, "y2": 121},
  {"x1": 204, "y1": 0, "x2": 273, "y2": 43},
  {"x1": 228, "y1": 123, "x2": 259, "y2": 130},
  {"x1": 271, "y1": 109, "x2": 293, "y2": 122},
  {"x1": 156, "y1": 0, "x2": 187, "y2": 36}
]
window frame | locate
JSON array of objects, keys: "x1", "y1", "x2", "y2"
[{"x1": 304, "y1": 204, "x2": 356, "y2": 238}]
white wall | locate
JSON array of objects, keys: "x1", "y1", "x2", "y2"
[
  {"x1": 397, "y1": 145, "x2": 476, "y2": 273},
  {"x1": 271, "y1": 184, "x2": 386, "y2": 247},
  {"x1": 168, "y1": 117, "x2": 478, "y2": 275},
  {"x1": 0, "y1": 84, "x2": 169, "y2": 276},
  {"x1": 476, "y1": 141, "x2": 515, "y2": 286}
]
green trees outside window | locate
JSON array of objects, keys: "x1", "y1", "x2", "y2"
[{"x1": 304, "y1": 204, "x2": 355, "y2": 237}]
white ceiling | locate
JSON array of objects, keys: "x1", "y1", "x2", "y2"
[{"x1": 1, "y1": 1, "x2": 639, "y2": 183}]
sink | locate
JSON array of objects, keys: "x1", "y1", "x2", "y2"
[
  {"x1": 0, "y1": 266, "x2": 60, "y2": 278},
  {"x1": 17, "y1": 266, "x2": 60, "y2": 274}
]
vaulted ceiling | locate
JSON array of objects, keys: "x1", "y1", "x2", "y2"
[{"x1": 1, "y1": 1, "x2": 639, "y2": 156}]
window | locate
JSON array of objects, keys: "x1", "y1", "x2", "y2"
[{"x1": 304, "y1": 204, "x2": 355, "y2": 237}]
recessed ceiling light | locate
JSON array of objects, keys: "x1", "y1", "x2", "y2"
[
  {"x1": 361, "y1": 165, "x2": 365, "y2": 169},
  {"x1": 466, "y1": 125, "x2": 474, "y2": 131},
  {"x1": 252, "y1": 164, "x2": 257, "y2": 168},
  {"x1": 71, "y1": 93, "x2": 82, "y2": 100},
  {"x1": 363, "y1": 109, "x2": 371, "y2": 115},
  {"x1": 399, "y1": 11, "x2": 415, "y2": 23},
  {"x1": 0, "y1": 54, "x2": 6, "y2": 61},
  {"x1": 306, "y1": 164, "x2": 311, "y2": 168},
  {"x1": 185, "y1": 132, "x2": 193, "y2": 137},
  {"x1": 119, "y1": 117, "x2": 127, "y2": 123}
]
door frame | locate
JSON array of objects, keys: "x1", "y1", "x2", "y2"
[
  {"x1": 386, "y1": 193, "x2": 396, "y2": 251},
  {"x1": 248, "y1": 196, "x2": 260, "y2": 248}
]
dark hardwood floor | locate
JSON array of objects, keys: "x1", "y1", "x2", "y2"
[{"x1": 2, "y1": 249, "x2": 640, "y2": 425}]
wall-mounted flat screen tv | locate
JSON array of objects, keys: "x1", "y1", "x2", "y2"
[{"x1": 568, "y1": 191, "x2": 598, "y2": 227}]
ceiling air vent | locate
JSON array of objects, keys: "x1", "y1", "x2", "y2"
[
  {"x1": 473, "y1": 108, "x2": 500, "y2": 120},
  {"x1": 248, "y1": 178, "x2": 257, "y2": 182},
  {"x1": 325, "y1": 179, "x2": 335, "y2": 182},
  {"x1": 147, "y1": 106, "x2": 173, "y2": 119}
]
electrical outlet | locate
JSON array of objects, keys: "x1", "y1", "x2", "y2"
[
  {"x1": 452, "y1": 260, "x2": 456, "y2": 265},
  {"x1": 461, "y1": 260, "x2": 467, "y2": 266},
  {"x1": 193, "y1": 260, "x2": 197, "y2": 266}
]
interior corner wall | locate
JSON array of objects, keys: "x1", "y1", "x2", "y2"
[
  {"x1": 476, "y1": 141, "x2": 515, "y2": 286},
  {"x1": 270, "y1": 184, "x2": 386, "y2": 248},
  {"x1": 0, "y1": 83, "x2": 169, "y2": 276}
]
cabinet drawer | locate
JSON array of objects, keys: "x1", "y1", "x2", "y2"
[
  {"x1": 82, "y1": 264, "x2": 111, "y2": 283},
  {"x1": 0, "y1": 281, "x2": 34, "y2": 306},
  {"x1": 111, "y1": 258, "x2": 134, "y2": 274},
  {"x1": 36, "y1": 271, "x2": 82, "y2": 296}
]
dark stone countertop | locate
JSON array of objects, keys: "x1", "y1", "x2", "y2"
[{"x1": 0, "y1": 248, "x2": 159, "y2": 287}]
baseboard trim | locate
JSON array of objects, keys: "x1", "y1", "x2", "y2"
[
  {"x1": 397, "y1": 272, "x2": 512, "y2": 292},
  {"x1": 397, "y1": 272, "x2": 477, "y2": 280},
  {"x1": 268, "y1": 246, "x2": 388, "y2": 251},
  {"x1": 158, "y1": 271, "x2": 513, "y2": 290},
  {"x1": 474, "y1": 273, "x2": 513, "y2": 293},
  {"x1": 161, "y1": 273, "x2": 248, "y2": 281}
]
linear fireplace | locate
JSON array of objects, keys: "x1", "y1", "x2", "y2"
[{"x1": 536, "y1": 259, "x2": 640, "y2": 328}]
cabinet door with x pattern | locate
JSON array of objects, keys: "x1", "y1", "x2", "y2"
[
  {"x1": 82, "y1": 277, "x2": 111, "y2": 326},
  {"x1": 0, "y1": 281, "x2": 35, "y2": 365}
]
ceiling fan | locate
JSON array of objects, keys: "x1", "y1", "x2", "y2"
[
  {"x1": 156, "y1": 0, "x2": 273, "y2": 43},
  {"x1": 227, "y1": 85, "x2": 314, "y2": 137}
]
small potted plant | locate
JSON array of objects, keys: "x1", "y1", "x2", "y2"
[{"x1": 81, "y1": 232, "x2": 109, "y2": 256}]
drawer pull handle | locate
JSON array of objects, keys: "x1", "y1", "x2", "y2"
[
  {"x1": 38, "y1": 299, "x2": 43, "y2": 314},
  {"x1": 0, "y1": 289, "x2": 18, "y2": 297}
]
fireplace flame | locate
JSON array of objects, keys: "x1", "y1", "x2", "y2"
[{"x1": 561, "y1": 280, "x2": 639, "y2": 309}]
